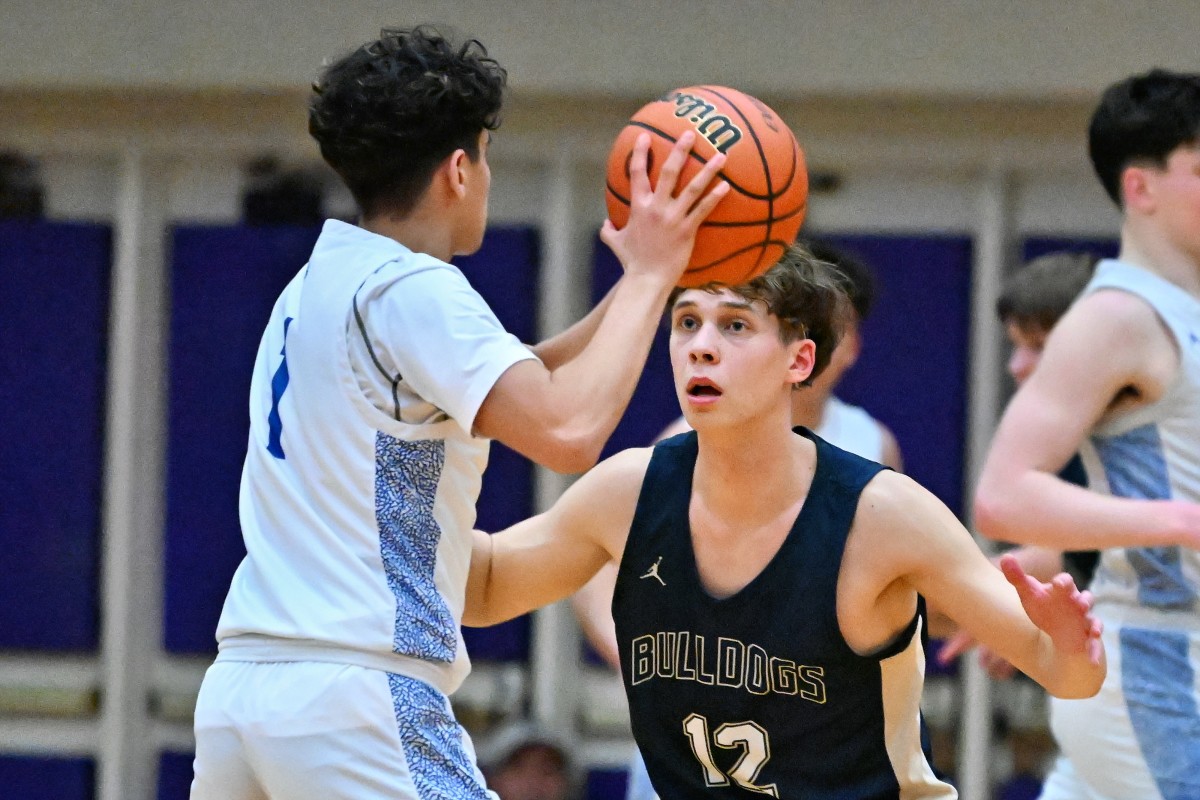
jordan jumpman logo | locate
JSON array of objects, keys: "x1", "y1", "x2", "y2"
[{"x1": 640, "y1": 556, "x2": 666, "y2": 586}]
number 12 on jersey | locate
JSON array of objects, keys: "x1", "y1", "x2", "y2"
[{"x1": 683, "y1": 713, "x2": 778, "y2": 797}]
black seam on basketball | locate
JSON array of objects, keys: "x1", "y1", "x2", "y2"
[
  {"x1": 694, "y1": 86, "x2": 801, "y2": 198},
  {"x1": 685, "y1": 239, "x2": 795, "y2": 274},
  {"x1": 625, "y1": 121, "x2": 785, "y2": 201},
  {"x1": 698, "y1": 87, "x2": 774, "y2": 270},
  {"x1": 605, "y1": 183, "x2": 631, "y2": 206},
  {"x1": 697, "y1": 200, "x2": 807, "y2": 228}
]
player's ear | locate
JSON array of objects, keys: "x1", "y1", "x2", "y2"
[
  {"x1": 786, "y1": 338, "x2": 816, "y2": 386},
  {"x1": 1120, "y1": 164, "x2": 1154, "y2": 214},
  {"x1": 442, "y1": 149, "x2": 470, "y2": 200}
]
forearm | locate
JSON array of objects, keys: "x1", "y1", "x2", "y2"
[
  {"x1": 529, "y1": 287, "x2": 616, "y2": 371},
  {"x1": 463, "y1": 503, "x2": 615, "y2": 628},
  {"x1": 543, "y1": 273, "x2": 674, "y2": 446},
  {"x1": 976, "y1": 470, "x2": 1198, "y2": 551},
  {"x1": 462, "y1": 530, "x2": 497, "y2": 627}
]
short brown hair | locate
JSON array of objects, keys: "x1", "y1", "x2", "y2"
[
  {"x1": 668, "y1": 243, "x2": 848, "y2": 387},
  {"x1": 997, "y1": 251, "x2": 1098, "y2": 332}
]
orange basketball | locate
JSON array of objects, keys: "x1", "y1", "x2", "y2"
[{"x1": 605, "y1": 85, "x2": 808, "y2": 288}]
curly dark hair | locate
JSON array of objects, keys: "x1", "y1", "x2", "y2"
[
  {"x1": 1089, "y1": 68, "x2": 1200, "y2": 207},
  {"x1": 309, "y1": 26, "x2": 507, "y2": 218},
  {"x1": 668, "y1": 243, "x2": 848, "y2": 387}
]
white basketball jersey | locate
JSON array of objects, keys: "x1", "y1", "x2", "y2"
[
  {"x1": 817, "y1": 396, "x2": 886, "y2": 463},
  {"x1": 215, "y1": 220, "x2": 536, "y2": 694},
  {"x1": 1078, "y1": 259, "x2": 1200, "y2": 620}
]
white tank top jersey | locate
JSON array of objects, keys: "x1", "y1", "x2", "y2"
[
  {"x1": 1078, "y1": 259, "x2": 1200, "y2": 625},
  {"x1": 215, "y1": 220, "x2": 538, "y2": 695},
  {"x1": 818, "y1": 395, "x2": 886, "y2": 463}
]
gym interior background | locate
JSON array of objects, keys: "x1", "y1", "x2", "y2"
[{"x1": 2, "y1": 2, "x2": 1197, "y2": 798}]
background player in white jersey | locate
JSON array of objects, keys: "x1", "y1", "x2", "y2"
[
  {"x1": 654, "y1": 239, "x2": 903, "y2": 469},
  {"x1": 975, "y1": 69, "x2": 1200, "y2": 800},
  {"x1": 466, "y1": 244, "x2": 1104, "y2": 800},
  {"x1": 189, "y1": 26, "x2": 729, "y2": 800},
  {"x1": 575, "y1": 240, "x2": 902, "y2": 800},
  {"x1": 938, "y1": 251, "x2": 1099, "y2": 678}
]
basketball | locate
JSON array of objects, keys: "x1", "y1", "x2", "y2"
[{"x1": 605, "y1": 86, "x2": 808, "y2": 288}]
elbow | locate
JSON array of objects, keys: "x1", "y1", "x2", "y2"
[
  {"x1": 973, "y1": 486, "x2": 1013, "y2": 543},
  {"x1": 540, "y1": 427, "x2": 606, "y2": 475}
]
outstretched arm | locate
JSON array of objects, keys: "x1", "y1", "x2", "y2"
[
  {"x1": 851, "y1": 472, "x2": 1104, "y2": 698},
  {"x1": 975, "y1": 290, "x2": 1200, "y2": 551},
  {"x1": 527, "y1": 288, "x2": 615, "y2": 372},
  {"x1": 936, "y1": 545, "x2": 1067, "y2": 677},
  {"x1": 464, "y1": 448, "x2": 649, "y2": 627}
]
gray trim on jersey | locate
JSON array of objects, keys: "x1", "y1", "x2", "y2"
[{"x1": 354, "y1": 274, "x2": 404, "y2": 421}]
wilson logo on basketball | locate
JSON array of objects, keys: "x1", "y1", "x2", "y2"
[
  {"x1": 662, "y1": 91, "x2": 744, "y2": 154},
  {"x1": 605, "y1": 85, "x2": 809, "y2": 287}
]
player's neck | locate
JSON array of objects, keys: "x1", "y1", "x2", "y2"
[
  {"x1": 1120, "y1": 220, "x2": 1200, "y2": 296},
  {"x1": 694, "y1": 416, "x2": 811, "y2": 517},
  {"x1": 360, "y1": 207, "x2": 456, "y2": 263},
  {"x1": 789, "y1": 387, "x2": 829, "y2": 430}
]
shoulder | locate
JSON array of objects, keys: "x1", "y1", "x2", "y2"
[
  {"x1": 854, "y1": 470, "x2": 947, "y2": 538},
  {"x1": 856, "y1": 469, "x2": 921, "y2": 513},
  {"x1": 1046, "y1": 288, "x2": 1179, "y2": 384},
  {"x1": 850, "y1": 470, "x2": 974, "y2": 578},
  {"x1": 1064, "y1": 287, "x2": 1175, "y2": 347},
  {"x1": 359, "y1": 254, "x2": 472, "y2": 300},
  {"x1": 558, "y1": 447, "x2": 655, "y2": 556},
  {"x1": 356, "y1": 257, "x2": 508, "y2": 340},
  {"x1": 562, "y1": 447, "x2": 654, "y2": 508}
]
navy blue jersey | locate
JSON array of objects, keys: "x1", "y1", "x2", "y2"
[
  {"x1": 613, "y1": 428, "x2": 955, "y2": 799},
  {"x1": 1058, "y1": 455, "x2": 1099, "y2": 588}
]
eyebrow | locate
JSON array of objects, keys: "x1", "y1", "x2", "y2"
[{"x1": 672, "y1": 298, "x2": 755, "y2": 313}]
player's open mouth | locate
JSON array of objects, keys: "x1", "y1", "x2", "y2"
[{"x1": 686, "y1": 378, "x2": 723, "y2": 397}]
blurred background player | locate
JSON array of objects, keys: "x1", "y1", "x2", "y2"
[
  {"x1": 975, "y1": 68, "x2": 1200, "y2": 800},
  {"x1": 189, "y1": 25, "x2": 728, "y2": 799},
  {"x1": 939, "y1": 250, "x2": 1101, "y2": 676},
  {"x1": 930, "y1": 250, "x2": 1098, "y2": 800},
  {"x1": 478, "y1": 721, "x2": 577, "y2": 800}
]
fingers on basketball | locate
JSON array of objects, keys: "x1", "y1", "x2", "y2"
[{"x1": 604, "y1": 85, "x2": 809, "y2": 287}]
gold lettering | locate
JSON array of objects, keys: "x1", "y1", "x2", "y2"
[
  {"x1": 799, "y1": 665, "x2": 827, "y2": 704},
  {"x1": 631, "y1": 635, "x2": 656, "y2": 685},
  {"x1": 716, "y1": 637, "x2": 744, "y2": 689},
  {"x1": 769, "y1": 657, "x2": 798, "y2": 696},
  {"x1": 745, "y1": 645, "x2": 770, "y2": 695},
  {"x1": 696, "y1": 116, "x2": 742, "y2": 154},
  {"x1": 676, "y1": 632, "x2": 697, "y2": 681}
]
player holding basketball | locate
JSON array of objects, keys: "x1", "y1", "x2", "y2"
[
  {"x1": 975, "y1": 69, "x2": 1200, "y2": 800},
  {"x1": 467, "y1": 244, "x2": 1104, "y2": 799},
  {"x1": 189, "y1": 26, "x2": 729, "y2": 799}
]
